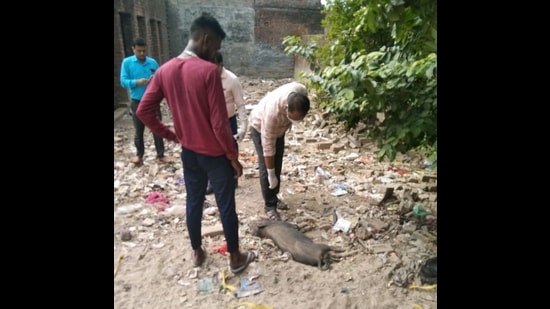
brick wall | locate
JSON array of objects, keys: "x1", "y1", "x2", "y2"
[
  {"x1": 114, "y1": 0, "x2": 325, "y2": 109},
  {"x1": 114, "y1": 0, "x2": 169, "y2": 109}
]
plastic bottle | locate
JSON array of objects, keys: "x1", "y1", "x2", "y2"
[
  {"x1": 197, "y1": 277, "x2": 213, "y2": 294},
  {"x1": 315, "y1": 166, "x2": 331, "y2": 178}
]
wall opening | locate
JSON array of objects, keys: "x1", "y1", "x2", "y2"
[
  {"x1": 157, "y1": 21, "x2": 164, "y2": 61},
  {"x1": 149, "y1": 19, "x2": 159, "y2": 61},
  {"x1": 137, "y1": 16, "x2": 146, "y2": 41},
  {"x1": 119, "y1": 12, "x2": 133, "y2": 57}
]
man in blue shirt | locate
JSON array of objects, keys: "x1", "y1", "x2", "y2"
[{"x1": 120, "y1": 37, "x2": 169, "y2": 165}]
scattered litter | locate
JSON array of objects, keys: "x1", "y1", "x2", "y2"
[
  {"x1": 152, "y1": 242, "x2": 165, "y2": 249},
  {"x1": 114, "y1": 252, "x2": 124, "y2": 277},
  {"x1": 213, "y1": 243, "x2": 228, "y2": 256},
  {"x1": 177, "y1": 279, "x2": 191, "y2": 286},
  {"x1": 409, "y1": 284, "x2": 437, "y2": 291},
  {"x1": 342, "y1": 153, "x2": 359, "y2": 161},
  {"x1": 413, "y1": 204, "x2": 429, "y2": 219},
  {"x1": 233, "y1": 277, "x2": 263, "y2": 298},
  {"x1": 314, "y1": 166, "x2": 331, "y2": 180},
  {"x1": 114, "y1": 79, "x2": 437, "y2": 307},
  {"x1": 330, "y1": 184, "x2": 348, "y2": 196},
  {"x1": 145, "y1": 192, "x2": 170, "y2": 204},
  {"x1": 188, "y1": 269, "x2": 198, "y2": 279},
  {"x1": 332, "y1": 216, "x2": 352, "y2": 233},
  {"x1": 197, "y1": 277, "x2": 218, "y2": 294}
]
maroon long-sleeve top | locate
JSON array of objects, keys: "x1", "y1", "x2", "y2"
[{"x1": 136, "y1": 56, "x2": 238, "y2": 161}]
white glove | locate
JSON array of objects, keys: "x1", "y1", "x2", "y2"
[
  {"x1": 267, "y1": 168, "x2": 278, "y2": 189},
  {"x1": 233, "y1": 118, "x2": 248, "y2": 142},
  {"x1": 233, "y1": 129, "x2": 246, "y2": 142}
]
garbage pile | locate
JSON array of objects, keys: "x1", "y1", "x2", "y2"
[{"x1": 114, "y1": 77, "x2": 437, "y2": 291}]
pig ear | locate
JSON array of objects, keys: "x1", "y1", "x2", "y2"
[
  {"x1": 250, "y1": 220, "x2": 268, "y2": 228},
  {"x1": 258, "y1": 220, "x2": 270, "y2": 228}
]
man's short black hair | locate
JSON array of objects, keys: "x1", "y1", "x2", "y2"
[
  {"x1": 288, "y1": 92, "x2": 310, "y2": 116},
  {"x1": 190, "y1": 12, "x2": 226, "y2": 40},
  {"x1": 132, "y1": 37, "x2": 146, "y2": 47}
]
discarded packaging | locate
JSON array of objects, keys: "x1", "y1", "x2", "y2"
[
  {"x1": 197, "y1": 277, "x2": 216, "y2": 294},
  {"x1": 233, "y1": 277, "x2": 263, "y2": 298},
  {"x1": 332, "y1": 217, "x2": 352, "y2": 233},
  {"x1": 315, "y1": 166, "x2": 331, "y2": 179},
  {"x1": 331, "y1": 187, "x2": 348, "y2": 196}
]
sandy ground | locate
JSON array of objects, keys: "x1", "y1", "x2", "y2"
[{"x1": 114, "y1": 77, "x2": 437, "y2": 309}]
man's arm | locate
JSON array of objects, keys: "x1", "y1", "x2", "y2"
[
  {"x1": 260, "y1": 121, "x2": 278, "y2": 170},
  {"x1": 264, "y1": 155, "x2": 275, "y2": 169},
  {"x1": 209, "y1": 70, "x2": 239, "y2": 161},
  {"x1": 232, "y1": 77, "x2": 248, "y2": 141},
  {"x1": 119, "y1": 60, "x2": 134, "y2": 89},
  {"x1": 136, "y1": 76, "x2": 177, "y2": 142}
]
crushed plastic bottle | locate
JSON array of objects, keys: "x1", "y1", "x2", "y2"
[
  {"x1": 330, "y1": 183, "x2": 348, "y2": 196},
  {"x1": 423, "y1": 160, "x2": 434, "y2": 168},
  {"x1": 315, "y1": 166, "x2": 331, "y2": 179},
  {"x1": 288, "y1": 154, "x2": 298, "y2": 162},
  {"x1": 233, "y1": 277, "x2": 263, "y2": 298},
  {"x1": 413, "y1": 204, "x2": 428, "y2": 218},
  {"x1": 197, "y1": 277, "x2": 216, "y2": 294}
]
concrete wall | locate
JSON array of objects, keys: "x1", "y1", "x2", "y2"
[
  {"x1": 164, "y1": 0, "x2": 256, "y2": 77},
  {"x1": 114, "y1": 0, "x2": 325, "y2": 109}
]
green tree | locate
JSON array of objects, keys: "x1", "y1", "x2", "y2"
[{"x1": 284, "y1": 0, "x2": 436, "y2": 164}]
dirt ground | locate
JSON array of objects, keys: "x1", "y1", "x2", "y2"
[{"x1": 114, "y1": 77, "x2": 437, "y2": 309}]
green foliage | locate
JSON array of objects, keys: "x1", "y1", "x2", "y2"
[{"x1": 283, "y1": 0, "x2": 437, "y2": 162}]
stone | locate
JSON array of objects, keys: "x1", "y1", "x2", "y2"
[
  {"x1": 202, "y1": 224, "x2": 224, "y2": 238},
  {"x1": 120, "y1": 228, "x2": 132, "y2": 241},
  {"x1": 317, "y1": 142, "x2": 332, "y2": 150}
]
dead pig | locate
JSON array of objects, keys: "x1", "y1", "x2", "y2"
[{"x1": 251, "y1": 220, "x2": 341, "y2": 270}]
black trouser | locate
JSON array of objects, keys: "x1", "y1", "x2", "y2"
[
  {"x1": 250, "y1": 127, "x2": 285, "y2": 211},
  {"x1": 130, "y1": 99, "x2": 165, "y2": 158},
  {"x1": 181, "y1": 147, "x2": 239, "y2": 252},
  {"x1": 228, "y1": 115, "x2": 239, "y2": 152},
  {"x1": 207, "y1": 115, "x2": 238, "y2": 190}
]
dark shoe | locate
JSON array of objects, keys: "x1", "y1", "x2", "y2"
[
  {"x1": 229, "y1": 251, "x2": 257, "y2": 274},
  {"x1": 157, "y1": 156, "x2": 171, "y2": 164},
  {"x1": 192, "y1": 247, "x2": 206, "y2": 267},
  {"x1": 277, "y1": 199, "x2": 289, "y2": 210},
  {"x1": 131, "y1": 156, "x2": 143, "y2": 166},
  {"x1": 265, "y1": 209, "x2": 282, "y2": 221}
]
